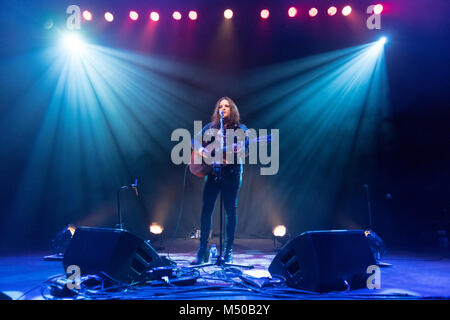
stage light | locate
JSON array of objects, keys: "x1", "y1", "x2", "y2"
[
  {"x1": 150, "y1": 223, "x2": 163, "y2": 235},
  {"x1": 224, "y1": 9, "x2": 233, "y2": 19},
  {"x1": 188, "y1": 10, "x2": 198, "y2": 20},
  {"x1": 68, "y1": 224, "x2": 76, "y2": 236},
  {"x1": 150, "y1": 11, "x2": 160, "y2": 22},
  {"x1": 309, "y1": 8, "x2": 318, "y2": 17},
  {"x1": 62, "y1": 33, "x2": 85, "y2": 53},
  {"x1": 374, "y1": 4, "x2": 384, "y2": 14},
  {"x1": 104, "y1": 12, "x2": 114, "y2": 22},
  {"x1": 272, "y1": 225, "x2": 290, "y2": 249},
  {"x1": 172, "y1": 11, "x2": 182, "y2": 20},
  {"x1": 129, "y1": 11, "x2": 139, "y2": 21},
  {"x1": 365, "y1": 230, "x2": 386, "y2": 260},
  {"x1": 328, "y1": 6, "x2": 337, "y2": 16},
  {"x1": 342, "y1": 5, "x2": 352, "y2": 16},
  {"x1": 371, "y1": 36, "x2": 387, "y2": 51},
  {"x1": 260, "y1": 9, "x2": 270, "y2": 19},
  {"x1": 149, "y1": 223, "x2": 164, "y2": 250},
  {"x1": 273, "y1": 225, "x2": 287, "y2": 237},
  {"x1": 49, "y1": 225, "x2": 76, "y2": 256},
  {"x1": 288, "y1": 7, "x2": 298, "y2": 18},
  {"x1": 82, "y1": 10, "x2": 92, "y2": 21}
]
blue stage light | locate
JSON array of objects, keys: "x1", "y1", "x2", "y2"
[{"x1": 62, "y1": 33, "x2": 85, "y2": 53}]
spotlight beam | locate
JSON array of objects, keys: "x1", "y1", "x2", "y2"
[{"x1": 238, "y1": 41, "x2": 389, "y2": 223}]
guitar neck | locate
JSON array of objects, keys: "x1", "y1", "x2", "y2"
[{"x1": 221, "y1": 135, "x2": 272, "y2": 152}]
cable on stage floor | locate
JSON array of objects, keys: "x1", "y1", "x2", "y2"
[{"x1": 31, "y1": 264, "x2": 421, "y2": 300}]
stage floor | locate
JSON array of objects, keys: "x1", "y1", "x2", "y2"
[{"x1": 1, "y1": 239, "x2": 449, "y2": 300}]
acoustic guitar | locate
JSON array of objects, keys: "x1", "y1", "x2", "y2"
[{"x1": 189, "y1": 134, "x2": 272, "y2": 178}]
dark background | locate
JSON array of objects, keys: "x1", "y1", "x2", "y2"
[{"x1": 0, "y1": 0, "x2": 449, "y2": 253}]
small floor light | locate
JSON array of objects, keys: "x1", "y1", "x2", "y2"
[
  {"x1": 44, "y1": 224, "x2": 76, "y2": 260},
  {"x1": 149, "y1": 223, "x2": 164, "y2": 250},
  {"x1": 272, "y1": 225, "x2": 290, "y2": 249}
]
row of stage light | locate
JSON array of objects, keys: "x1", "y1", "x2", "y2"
[
  {"x1": 62, "y1": 223, "x2": 288, "y2": 249},
  {"x1": 81, "y1": 4, "x2": 384, "y2": 23}
]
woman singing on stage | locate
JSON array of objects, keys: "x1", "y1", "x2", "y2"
[{"x1": 191, "y1": 97, "x2": 248, "y2": 265}]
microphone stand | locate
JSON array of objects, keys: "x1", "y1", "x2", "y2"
[
  {"x1": 363, "y1": 184, "x2": 373, "y2": 229},
  {"x1": 117, "y1": 178, "x2": 139, "y2": 230},
  {"x1": 362, "y1": 184, "x2": 389, "y2": 265},
  {"x1": 216, "y1": 112, "x2": 226, "y2": 266}
]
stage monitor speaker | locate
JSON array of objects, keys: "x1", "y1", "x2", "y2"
[
  {"x1": 268, "y1": 230, "x2": 377, "y2": 292},
  {"x1": 0, "y1": 291, "x2": 12, "y2": 300},
  {"x1": 63, "y1": 227, "x2": 163, "y2": 284}
]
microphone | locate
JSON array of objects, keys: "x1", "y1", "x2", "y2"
[
  {"x1": 122, "y1": 178, "x2": 139, "y2": 196},
  {"x1": 132, "y1": 178, "x2": 139, "y2": 196},
  {"x1": 220, "y1": 110, "x2": 225, "y2": 118}
]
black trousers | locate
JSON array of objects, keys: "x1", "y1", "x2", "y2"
[{"x1": 199, "y1": 165, "x2": 242, "y2": 249}]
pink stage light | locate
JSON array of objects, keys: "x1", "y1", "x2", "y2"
[
  {"x1": 224, "y1": 9, "x2": 233, "y2": 19},
  {"x1": 288, "y1": 7, "x2": 298, "y2": 18},
  {"x1": 172, "y1": 11, "x2": 182, "y2": 20},
  {"x1": 82, "y1": 10, "x2": 92, "y2": 21},
  {"x1": 342, "y1": 5, "x2": 352, "y2": 16},
  {"x1": 129, "y1": 11, "x2": 139, "y2": 21},
  {"x1": 260, "y1": 9, "x2": 270, "y2": 19},
  {"x1": 374, "y1": 4, "x2": 384, "y2": 14},
  {"x1": 309, "y1": 8, "x2": 318, "y2": 17},
  {"x1": 188, "y1": 10, "x2": 198, "y2": 20},
  {"x1": 328, "y1": 6, "x2": 337, "y2": 16},
  {"x1": 104, "y1": 12, "x2": 114, "y2": 22},
  {"x1": 150, "y1": 11, "x2": 160, "y2": 22}
]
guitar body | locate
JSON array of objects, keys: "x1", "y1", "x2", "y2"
[
  {"x1": 189, "y1": 134, "x2": 272, "y2": 178},
  {"x1": 189, "y1": 151, "x2": 212, "y2": 178}
]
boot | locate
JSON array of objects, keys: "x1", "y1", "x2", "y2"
[
  {"x1": 223, "y1": 247, "x2": 233, "y2": 263},
  {"x1": 190, "y1": 244, "x2": 210, "y2": 265}
]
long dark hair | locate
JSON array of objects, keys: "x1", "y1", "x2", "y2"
[{"x1": 211, "y1": 96, "x2": 241, "y2": 128}]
